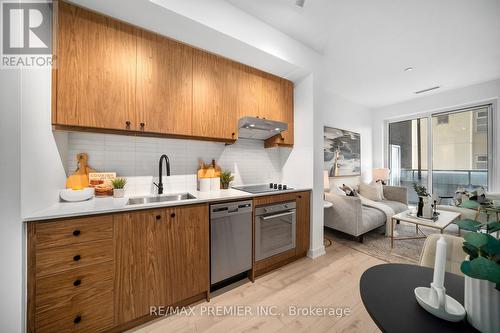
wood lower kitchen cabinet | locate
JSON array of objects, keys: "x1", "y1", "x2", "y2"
[
  {"x1": 27, "y1": 204, "x2": 209, "y2": 332},
  {"x1": 114, "y1": 204, "x2": 209, "y2": 325}
]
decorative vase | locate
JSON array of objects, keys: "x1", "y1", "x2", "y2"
[
  {"x1": 464, "y1": 275, "x2": 500, "y2": 333},
  {"x1": 220, "y1": 182, "x2": 229, "y2": 190},
  {"x1": 417, "y1": 197, "x2": 424, "y2": 217},
  {"x1": 113, "y1": 188, "x2": 125, "y2": 198}
]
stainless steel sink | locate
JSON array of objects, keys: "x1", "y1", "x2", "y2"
[{"x1": 127, "y1": 193, "x2": 197, "y2": 205}]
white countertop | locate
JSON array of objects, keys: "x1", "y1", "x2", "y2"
[{"x1": 23, "y1": 188, "x2": 311, "y2": 222}]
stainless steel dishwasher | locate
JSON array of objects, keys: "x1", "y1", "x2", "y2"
[{"x1": 210, "y1": 200, "x2": 253, "y2": 285}]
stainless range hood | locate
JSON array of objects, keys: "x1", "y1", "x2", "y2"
[{"x1": 237, "y1": 116, "x2": 288, "y2": 140}]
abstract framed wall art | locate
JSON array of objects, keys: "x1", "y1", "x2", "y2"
[{"x1": 324, "y1": 127, "x2": 361, "y2": 177}]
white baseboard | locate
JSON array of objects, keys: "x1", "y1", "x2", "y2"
[{"x1": 307, "y1": 245, "x2": 326, "y2": 259}]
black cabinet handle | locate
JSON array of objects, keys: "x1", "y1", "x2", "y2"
[
  {"x1": 72, "y1": 230, "x2": 80, "y2": 236},
  {"x1": 73, "y1": 255, "x2": 81, "y2": 261},
  {"x1": 155, "y1": 215, "x2": 161, "y2": 220},
  {"x1": 232, "y1": 132, "x2": 235, "y2": 136},
  {"x1": 170, "y1": 213, "x2": 176, "y2": 218},
  {"x1": 298, "y1": 195, "x2": 302, "y2": 199},
  {"x1": 140, "y1": 122, "x2": 145, "y2": 129},
  {"x1": 125, "y1": 121, "x2": 131, "y2": 129},
  {"x1": 73, "y1": 279, "x2": 81, "y2": 286},
  {"x1": 74, "y1": 315, "x2": 82, "y2": 324}
]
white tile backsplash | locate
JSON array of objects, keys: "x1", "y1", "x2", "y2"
[{"x1": 64, "y1": 132, "x2": 289, "y2": 196}]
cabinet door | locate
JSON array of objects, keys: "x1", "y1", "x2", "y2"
[
  {"x1": 114, "y1": 209, "x2": 159, "y2": 324},
  {"x1": 164, "y1": 205, "x2": 209, "y2": 303},
  {"x1": 192, "y1": 50, "x2": 238, "y2": 140},
  {"x1": 236, "y1": 65, "x2": 263, "y2": 120},
  {"x1": 114, "y1": 205, "x2": 209, "y2": 324},
  {"x1": 295, "y1": 192, "x2": 310, "y2": 256},
  {"x1": 56, "y1": 2, "x2": 137, "y2": 131},
  {"x1": 136, "y1": 30, "x2": 193, "y2": 135},
  {"x1": 261, "y1": 74, "x2": 294, "y2": 146}
]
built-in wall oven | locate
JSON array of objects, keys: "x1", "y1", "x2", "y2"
[{"x1": 255, "y1": 201, "x2": 296, "y2": 261}]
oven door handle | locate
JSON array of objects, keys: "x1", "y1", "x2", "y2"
[{"x1": 261, "y1": 211, "x2": 294, "y2": 220}]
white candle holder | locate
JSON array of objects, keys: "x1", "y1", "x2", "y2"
[{"x1": 414, "y1": 236, "x2": 466, "y2": 322}]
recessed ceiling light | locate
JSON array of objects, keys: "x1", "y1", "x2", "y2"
[
  {"x1": 404, "y1": 67, "x2": 414, "y2": 72},
  {"x1": 275, "y1": 128, "x2": 281, "y2": 131},
  {"x1": 250, "y1": 124, "x2": 255, "y2": 127}
]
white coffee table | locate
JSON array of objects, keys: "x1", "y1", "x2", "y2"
[{"x1": 390, "y1": 210, "x2": 461, "y2": 248}]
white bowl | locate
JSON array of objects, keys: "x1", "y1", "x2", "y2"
[{"x1": 60, "y1": 188, "x2": 95, "y2": 202}]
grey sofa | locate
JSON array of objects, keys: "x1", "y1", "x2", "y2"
[{"x1": 324, "y1": 186, "x2": 408, "y2": 242}]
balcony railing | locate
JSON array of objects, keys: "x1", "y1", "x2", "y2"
[{"x1": 391, "y1": 168, "x2": 488, "y2": 204}]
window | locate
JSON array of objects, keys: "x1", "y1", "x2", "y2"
[
  {"x1": 475, "y1": 110, "x2": 488, "y2": 132},
  {"x1": 388, "y1": 105, "x2": 492, "y2": 203},
  {"x1": 437, "y1": 115, "x2": 449, "y2": 125},
  {"x1": 476, "y1": 155, "x2": 488, "y2": 170}
]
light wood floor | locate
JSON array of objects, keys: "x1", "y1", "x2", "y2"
[{"x1": 130, "y1": 242, "x2": 384, "y2": 333}]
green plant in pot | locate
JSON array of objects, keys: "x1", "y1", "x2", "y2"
[
  {"x1": 111, "y1": 177, "x2": 127, "y2": 198},
  {"x1": 220, "y1": 170, "x2": 234, "y2": 190},
  {"x1": 460, "y1": 232, "x2": 500, "y2": 332}
]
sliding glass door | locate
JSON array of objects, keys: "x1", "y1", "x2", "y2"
[
  {"x1": 388, "y1": 105, "x2": 491, "y2": 205},
  {"x1": 388, "y1": 117, "x2": 428, "y2": 204}
]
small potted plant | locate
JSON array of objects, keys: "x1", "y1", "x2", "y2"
[
  {"x1": 220, "y1": 170, "x2": 234, "y2": 190},
  {"x1": 461, "y1": 232, "x2": 500, "y2": 332},
  {"x1": 111, "y1": 178, "x2": 127, "y2": 198}
]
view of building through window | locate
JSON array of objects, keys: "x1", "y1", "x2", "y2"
[{"x1": 388, "y1": 106, "x2": 490, "y2": 204}]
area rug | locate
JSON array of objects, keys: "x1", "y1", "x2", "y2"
[{"x1": 325, "y1": 222, "x2": 459, "y2": 264}]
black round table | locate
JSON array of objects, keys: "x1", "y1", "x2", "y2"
[{"x1": 360, "y1": 263, "x2": 477, "y2": 333}]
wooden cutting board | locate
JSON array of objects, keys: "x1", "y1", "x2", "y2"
[{"x1": 65, "y1": 153, "x2": 96, "y2": 189}]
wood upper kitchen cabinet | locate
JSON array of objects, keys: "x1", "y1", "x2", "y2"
[
  {"x1": 114, "y1": 204, "x2": 209, "y2": 325},
  {"x1": 136, "y1": 30, "x2": 193, "y2": 135},
  {"x1": 55, "y1": 2, "x2": 137, "y2": 131},
  {"x1": 263, "y1": 76, "x2": 294, "y2": 147},
  {"x1": 192, "y1": 50, "x2": 239, "y2": 140}
]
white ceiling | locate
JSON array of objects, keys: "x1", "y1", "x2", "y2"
[{"x1": 227, "y1": 0, "x2": 500, "y2": 107}]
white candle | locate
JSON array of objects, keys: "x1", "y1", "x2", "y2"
[{"x1": 432, "y1": 236, "x2": 447, "y2": 288}]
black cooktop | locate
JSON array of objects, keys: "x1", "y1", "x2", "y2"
[{"x1": 232, "y1": 183, "x2": 293, "y2": 194}]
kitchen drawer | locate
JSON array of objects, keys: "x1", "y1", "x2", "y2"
[
  {"x1": 36, "y1": 262, "x2": 113, "y2": 309},
  {"x1": 35, "y1": 291, "x2": 114, "y2": 333},
  {"x1": 36, "y1": 240, "x2": 113, "y2": 277},
  {"x1": 35, "y1": 215, "x2": 113, "y2": 249}
]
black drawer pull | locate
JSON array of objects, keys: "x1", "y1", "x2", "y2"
[
  {"x1": 298, "y1": 195, "x2": 302, "y2": 199},
  {"x1": 73, "y1": 255, "x2": 81, "y2": 261},
  {"x1": 140, "y1": 122, "x2": 145, "y2": 128},
  {"x1": 170, "y1": 213, "x2": 176, "y2": 218},
  {"x1": 156, "y1": 215, "x2": 161, "y2": 220},
  {"x1": 72, "y1": 230, "x2": 81, "y2": 236},
  {"x1": 74, "y1": 315, "x2": 81, "y2": 324},
  {"x1": 73, "y1": 279, "x2": 81, "y2": 286}
]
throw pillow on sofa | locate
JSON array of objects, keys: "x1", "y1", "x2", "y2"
[
  {"x1": 340, "y1": 184, "x2": 357, "y2": 197},
  {"x1": 359, "y1": 182, "x2": 384, "y2": 201}
]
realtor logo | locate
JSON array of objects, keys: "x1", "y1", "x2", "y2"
[{"x1": 1, "y1": 0, "x2": 52, "y2": 68}]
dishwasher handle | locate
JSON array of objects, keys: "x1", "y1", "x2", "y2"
[{"x1": 210, "y1": 201, "x2": 253, "y2": 219}]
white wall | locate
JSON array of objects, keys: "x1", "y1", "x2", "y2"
[
  {"x1": 372, "y1": 79, "x2": 500, "y2": 191},
  {"x1": 20, "y1": 68, "x2": 68, "y2": 216},
  {"x1": 0, "y1": 69, "x2": 23, "y2": 332}
]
